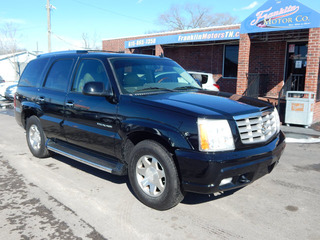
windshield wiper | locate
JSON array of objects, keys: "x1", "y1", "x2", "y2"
[
  {"x1": 173, "y1": 86, "x2": 200, "y2": 91},
  {"x1": 134, "y1": 87, "x2": 174, "y2": 93}
]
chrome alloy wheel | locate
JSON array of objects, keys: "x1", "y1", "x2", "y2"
[
  {"x1": 136, "y1": 155, "x2": 166, "y2": 197},
  {"x1": 28, "y1": 124, "x2": 41, "y2": 151}
]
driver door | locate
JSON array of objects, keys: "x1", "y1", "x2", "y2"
[{"x1": 63, "y1": 58, "x2": 118, "y2": 157}]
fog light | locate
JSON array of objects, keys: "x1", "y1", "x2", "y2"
[{"x1": 219, "y1": 177, "x2": 233, "y2": 186}]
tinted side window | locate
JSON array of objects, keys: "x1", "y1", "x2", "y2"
[
  {"x1": 19, "y1": 58, "x2": 49, "y2": 87},
  {"x1": 72, "y1": 59, "x2": 109, "y2": 93},
  {"x1": 44, "y1": 59, "x2": 74, "y2": 92}
]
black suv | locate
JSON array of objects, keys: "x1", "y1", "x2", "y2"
[{"x1": 15, "y1": 51, "x2": 285, "y2": 210}]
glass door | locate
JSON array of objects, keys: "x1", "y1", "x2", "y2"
[{"x1": 285, "y1": 42, "x2": 308, "y2": 91}]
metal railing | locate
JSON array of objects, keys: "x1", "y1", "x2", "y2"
[
  {"x1": 243, "y1": 73, "x2": 269, "y2": 98},
  {"x1": 278, "y1": 74, "x2": 305, "y2": 99},
  {"x1": 277, "y1": 74, "x2": 305, "y2": 112}
]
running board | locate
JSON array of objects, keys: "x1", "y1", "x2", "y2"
[{"x1": 46, "y1": 139, "x2": 127, "y2": 176}]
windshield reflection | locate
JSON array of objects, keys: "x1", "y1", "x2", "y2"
[{"x1": 110, "y1": 57, "x2": 201, "y2": 94}]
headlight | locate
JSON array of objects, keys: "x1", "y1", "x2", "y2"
[
  {"x1": 198, "y1": 119, "x2": 235, "y2": 152},
  {"x1": 272, "y1": 108, "x2": 281, "y2": 134}
]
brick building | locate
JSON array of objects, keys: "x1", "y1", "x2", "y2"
[{"x1": 103, "y1": 0, "x2": 320, "y2": 124}]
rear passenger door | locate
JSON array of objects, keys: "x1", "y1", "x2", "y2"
[
  {"x1": 39, "y1": 58, "x2": 77, "y2": 141},
  {"x1": 63, "y1": 58, "x2": 118, "y2": 157}
]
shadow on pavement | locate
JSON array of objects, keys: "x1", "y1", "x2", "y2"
[
  {"x1": 51, "y1": 153, "x2": 128, "y2": 185},
  {"x1": 182, "y1": 188, "x2": 242, "y2": 205}
]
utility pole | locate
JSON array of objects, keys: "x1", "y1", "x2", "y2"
[{"x1": 46, "y1": 0, "x2": 52, "y2": 52}]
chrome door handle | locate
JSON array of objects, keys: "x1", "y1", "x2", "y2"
[
  {"x1": 65, "y1": 101, "x2": 74, "y2": 107},
  {"x1": 38, "y1": 96, "x2": 45, "y2": 102}
]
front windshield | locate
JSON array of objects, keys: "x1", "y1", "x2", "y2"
[{"x1": 110, "y1": 57, "x2": 201, "y2": 94}]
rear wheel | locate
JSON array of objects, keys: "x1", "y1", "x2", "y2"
[
  {"x1": 128, "y1": 140, "x2": 184, "y2": 210},
  {"x1": 26, "y1": 116, "x2": 50, "y2": 158}
]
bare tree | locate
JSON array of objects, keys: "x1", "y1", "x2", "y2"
[
  {"x1": 157, "y1": 4, "x2": 238, "y2": 31},
  {"x1": 82, "y1": 33, "x2": 90, "y2": 49},
  {"x1": 82, "y1": 32, "x2": 101, "y2": 50},
  {"x1": 0, "y1": 22, "x2": 27, "y2": 79},
  {"x1": 0, "y1": 22, "x2": 24, "y2": 54}
]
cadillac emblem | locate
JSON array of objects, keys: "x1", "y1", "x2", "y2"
[{"x1": 261, "y1": 123, "x2": 267, "y2": 135}]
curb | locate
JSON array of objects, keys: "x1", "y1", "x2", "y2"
[{"x1": 285, "y1": 136, "x2": 320, "y2": 144}]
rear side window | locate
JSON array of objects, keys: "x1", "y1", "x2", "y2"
[
  {"x1": 44, "y1": 59, "x2": 74, "y2": 92},
  {"x1": 19, "y1": 58, "x2": 49, "y2": 87}
]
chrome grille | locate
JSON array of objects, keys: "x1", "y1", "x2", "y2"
[{"x1": 235, "y1": 111, "x2": 277, "y2": 144}]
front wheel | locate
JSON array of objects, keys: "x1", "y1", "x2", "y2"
[
  {"x1": 26, "y1": 116, "x2": 51, "y2": 158},
  {"x1": 128, "y1": 140, "x2": 184, "y2": 210}
]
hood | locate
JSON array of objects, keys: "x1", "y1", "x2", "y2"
[{"x1": 132, "y1": 90, "x2": 273, "y2": 119}]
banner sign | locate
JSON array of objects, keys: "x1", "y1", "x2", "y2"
[
  {"x1": 125, "y1": 29, "x2": 240, "y2": 49},
  {"x1": 241, "y1": 0, "x2": 320, "y2": 34}
]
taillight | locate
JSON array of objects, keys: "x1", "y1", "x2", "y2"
[
  {"x1": 214, "y1": 84, "x2": 220, "y2": 90},
  {"x1": 14, "y1": 93, "x2": 17, "y2": 108}
]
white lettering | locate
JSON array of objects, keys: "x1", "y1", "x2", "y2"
[{"x1": 250, "y1": 5, "x2": 300, "y2": 26}]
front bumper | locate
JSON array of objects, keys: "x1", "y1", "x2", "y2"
[{"x1": 175, "y1": 131, "x2": 286, "y2": 194}]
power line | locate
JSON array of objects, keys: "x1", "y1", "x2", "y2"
[
  {"x1": 52, "y1": 32, "x2": 84, "y2": 49},
  {"x1": 70, "y1": 0, "x2": 153, "y2": 24}
]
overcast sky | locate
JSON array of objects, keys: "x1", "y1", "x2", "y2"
[{"x1": 1, "y1": 0, "x2": 319, "y2": 53}]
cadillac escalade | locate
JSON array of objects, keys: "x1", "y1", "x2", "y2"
[{"x1": 15, "y1": 51, "x2": 285, "y2": 210}]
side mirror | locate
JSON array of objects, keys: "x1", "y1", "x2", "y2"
[{"x1": 82, "y1": 82, "x2": 112, "y2": 97}]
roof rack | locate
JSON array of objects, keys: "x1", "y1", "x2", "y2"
[{"x1": 37, "y1": 49, "x2": 124, "y2": 58}]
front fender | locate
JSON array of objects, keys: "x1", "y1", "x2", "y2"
[{"x1": 116, "y1": 118, "x2": 193, "y2": 159}]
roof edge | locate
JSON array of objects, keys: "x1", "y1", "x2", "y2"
[{"x1": 102, "y1": 24, "x2": 241, "y2": 41}]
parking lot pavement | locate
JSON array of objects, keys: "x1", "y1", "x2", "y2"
[{"x1": 1, "y1": 108, "x2": 320, "y2": 240}]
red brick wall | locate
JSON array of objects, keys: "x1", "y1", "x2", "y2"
[
  {"x1": 306, "y1": 28, "x2": 320, "y2": 122},
  {"x1": 249, "y1": 41, "x2": 286, "y2": 97},
  {"x1": 236, "y1": 34, "x2": 251, "y2": 95},
  {"x1": 155, "y1": 45, "x2": 164, "y2": 56},
  {"x1": 103, "y1": 38, "x2": 127, "y2": 52}
]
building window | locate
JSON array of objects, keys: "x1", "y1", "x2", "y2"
[{"x1": 223, "y1": 45, "x2": 239, "y2": 78}]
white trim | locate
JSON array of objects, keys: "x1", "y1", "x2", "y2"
[{"x1": 0, "y1": 51, "x2": 38, "y2": 61}]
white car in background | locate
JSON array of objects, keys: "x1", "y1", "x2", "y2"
[
  {"x1": 5, "y1": 84, "x2": 17, "y2": 101},
  {"x1": 0, "y1": 81, "x2": 18, "y2": 98},
  {"x1": 188, "y1": 71, "x2": 220, "y2": 91}
]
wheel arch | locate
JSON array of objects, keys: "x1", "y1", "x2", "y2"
[
  {"x1": 21, "y1": 102, "x2": 43, "y2": 129},
  {"x1": 120, "y1": 121, "x2": 192, "y2": 178},
  {"x1": 121, "y1": 120, "x2": 192, "y2": 162}
]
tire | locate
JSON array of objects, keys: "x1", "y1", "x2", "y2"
[
  {"x1": 26, "y1": 116, "x2": 51, "y2": 158},
  {"x1": 128, "y1": 140, "x2": 184, "y2": 210}
]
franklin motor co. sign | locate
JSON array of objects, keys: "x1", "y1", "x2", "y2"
[{"x1": 241, "y1": 0, "x2": 320, "y2": 34}]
